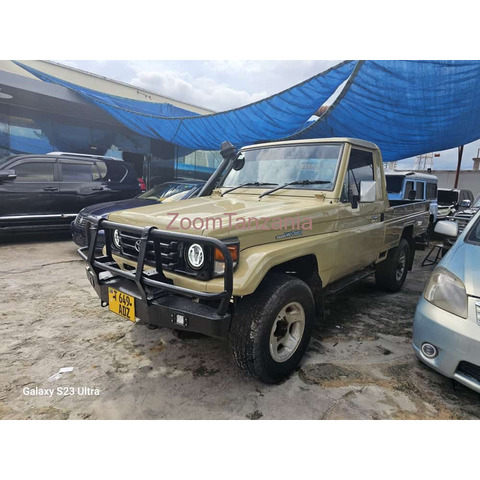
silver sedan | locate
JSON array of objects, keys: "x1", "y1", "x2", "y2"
[{"x1": 413, "y1": 210, "x2": 480, "y2": 393}]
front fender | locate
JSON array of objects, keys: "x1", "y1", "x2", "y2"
[{"x1": 212, "y1": 232, "x2": 338, "y2": 296}]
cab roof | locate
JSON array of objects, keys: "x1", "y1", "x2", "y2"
[
  {"x1": 385, "y1": 171, "x2": 438, "y2": 181},
  {"x1": 241, "y1": 137, "x2": 380, "y2": 151}
]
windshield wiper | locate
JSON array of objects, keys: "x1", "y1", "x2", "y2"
[
  {"x1": 259, "y1": 180, "x2": 331, "y2": 199},
  {"x1": 220, "y1": 182, "x2": 277, "y2": 197}
]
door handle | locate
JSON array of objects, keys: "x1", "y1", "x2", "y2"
[
  {"x1": 91, "y1": 187, "x2": 104, "y2": 191},
  {"x1": 43, "y1": 187, "x2": 58, "y2": 192}
]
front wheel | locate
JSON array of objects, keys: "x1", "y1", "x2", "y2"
[
  {"x1": 375, "y1": 239, "x2": 410, "y2": 293},
  {"x1": 229, "y1": 273, "x2": 315, "y2": 384}
]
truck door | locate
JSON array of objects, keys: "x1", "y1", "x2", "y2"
[{"x1": 335, "y1": 148, "x2": 385, "y2": 278}]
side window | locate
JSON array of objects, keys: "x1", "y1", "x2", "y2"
[
  {"x1": 426, "y1": 182, "x2": 437, "y2": 200},
  {"x1": 404, "y1": 181, "x2": 414, "y2": 199},
  {"x1": 102, "y1": 161, "x2": 127, "y2": 182},
  {"x1": 465, "y1": 191, "x2": 473, "y2": 202},
  {"x1": 96, "y1": 161, "x2": 107, "y2": 180},
  {"x1": 92, "y1": 164, "x2": 102, "y2": 181},
  {"x1": 13, "y1": 162, "x2": 55, "y2": 182},
  {"x1": 341, "y1": 149, "x2": 374, "y2": 203},
  {"x1": 415, "y1": 182, "x2": 425, "y2": 200},
  {"x1": 61, "y1": 162, "x2": 94, "y2": 182}
]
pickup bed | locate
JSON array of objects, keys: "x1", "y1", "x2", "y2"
[{"x1": 80, "y1": 137, "x2": 429, "y2": 383}]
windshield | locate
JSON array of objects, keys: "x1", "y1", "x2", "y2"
[
  {"x1": 385, "y1": 175, "x2": 405, "y2": 193},
  {"x1": 139, "y1": 182, "x2": 197, "y2": 201},
  {"x1": 220, "y1": 144, "x2": 343, "y2": 191},
  {"x1": 438, "y1": 190, "x2": 458, "y2": 205},
  {"x1": 466, "y1": 213, "x2": 480, "y2": 245}
]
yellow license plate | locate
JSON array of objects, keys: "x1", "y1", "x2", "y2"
[{"x1": 108, "y1": 288, "x2": 135, "y2": 322}]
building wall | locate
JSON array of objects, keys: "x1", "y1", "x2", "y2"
[
  {"x1": 0, "y1": 61, "x2": 214, "y2": 115},
  {"x1": 0, "y1": 61, "x2": 221, "y2": 186},
  {"x1": 418, "y1": 170, "x2": 480, "y2": 197}
]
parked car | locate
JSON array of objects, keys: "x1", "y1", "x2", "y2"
[
  {"x1": 71, "y1": 180, "x2": 205, "y2": 247},
  {"x1": 0, "y1": 153, "x2": 141, "y2": 235},
  {"x1": 385, "y1": 171, "x2": 438, "y2": 246},
  {"x1": 437, "y1": 188, "x2": 474, "y2": 221},
  {"x1": 78, "y1": 137, "x2": 429, "y2": 384},
  {"x1": 385, "y1": 171, "x2": 439, "y2": 221},
  {"x1": 413, "y1": 210, "x2": 480, "y2": 394},
  {"x1": 451, "y1": 194, "x2": 480, "y2": 235}
]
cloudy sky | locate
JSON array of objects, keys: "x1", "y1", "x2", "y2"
[
  {"x1": 59, "y1": 60, "x2": 480, "y2": 170},
  {"x1": 59, "y1": 60, "x2": 339, "y2": 111}
]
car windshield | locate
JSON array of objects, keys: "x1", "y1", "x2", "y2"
[
  {"x1": 465, "y1": 213, "x2": 480, "y2": 245},
  {"x1": 385, "y1": 175, "x2": 405, "y2": 193},
  {"x1": 220, "y1": 144, "x2": 343, "y2": 191},
  {"x1": 438, "y1": 190, "x2": 458, "y2": 205},
  {"x1": 139, "y1": 182, "x2": 197, "y2": 201}
]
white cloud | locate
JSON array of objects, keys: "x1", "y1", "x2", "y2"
[{"x1": 130, "y1": 70, "x2": 267, "y2": 111}]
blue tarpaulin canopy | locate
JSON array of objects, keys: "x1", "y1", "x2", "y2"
[{"x1": 16, "y1": 60, "x2": 480, "y2": 162}]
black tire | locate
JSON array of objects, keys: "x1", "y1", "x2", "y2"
[
  {"x1": 375, "y1": 239, "x2": 410, "y2": 293},
  {"x1": 229, "y1": 273, "x2": 315, "y2": 384}
]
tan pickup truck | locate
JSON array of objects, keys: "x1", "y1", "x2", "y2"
[{"x1": 80, "y1": 138, "x2": 429, "y2": 383}]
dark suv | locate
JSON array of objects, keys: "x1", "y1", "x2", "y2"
[{"x1": 0, "y1": 152, "x2": 141, "y2": 234}]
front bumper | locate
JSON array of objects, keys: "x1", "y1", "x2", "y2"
[
  {"x1": 413, "y1": 296, "x2": 480, "y2": 393},
  {"x1": 79, "y1": 218, "x2": 233, "y2": 338}
]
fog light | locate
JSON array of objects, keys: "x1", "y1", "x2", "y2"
[
  {"x1": 421, "y1": 343, "x2": 438, "y2": 359},
  {"x1": 172, "y1": 312, "x2": 188, "y2": 327}
]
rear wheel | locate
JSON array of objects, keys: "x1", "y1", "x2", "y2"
[
  {"x1": 229, "y1": 273, "x2": 315, "y2": 384},
  {"x1": 375, "y1": 239, "x2": 410, "y2": 292}
]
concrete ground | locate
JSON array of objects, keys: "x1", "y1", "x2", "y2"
[{"x1": 1, "y1": 233, "x2": 478, "y2": 420}]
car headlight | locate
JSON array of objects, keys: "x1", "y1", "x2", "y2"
[
  {"x1": 424, "y1": 267, "x2": 468, "y2": 318},
  {"x1": 113, "y1": 229, "x2": 122, "y2": 249},
  {"x1": 213, "y1": 242, "x2": 239, "y2": 277},
  {"x1": 186, "y1": 243, "x2": 205, "y2": 270}
]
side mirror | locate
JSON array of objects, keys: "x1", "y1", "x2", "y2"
[
  {"x1": 460, "y1": 199, "x2": 471, "y2": 208},
  {"x1": 359, "y1": 180, "x2": 376, "y2": 203},
  {"x1": 232, "y1": 153, "x2": 245, "y2": 171},
  {"x1": 434, "y1": 220, "x2": 458, "y2": 238},
  {"x1": 0, "y1": 169, "x2": 16, "y2": 182},
  {"x1": 407, "y1": 190, "x2": 417, "y2": 201}
]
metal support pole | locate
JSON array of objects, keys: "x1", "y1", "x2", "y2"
[{"x1": 454, "y1": 145, "x2": 464, "y2": 188}]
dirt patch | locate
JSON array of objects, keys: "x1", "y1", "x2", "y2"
[
  {"x1": 300, "y1": 363, "x2": 374, "y2": 388},
  {"x1": 246, "y1": 410, "x2": 263, "y2": 420}
]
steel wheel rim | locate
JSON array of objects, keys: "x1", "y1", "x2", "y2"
[
  {"x1": 396, "y1": 250, "x2": 406, "y2": 282},
  {"x1": 269, "y1": 301, "x2": 305, "y2": 363}
]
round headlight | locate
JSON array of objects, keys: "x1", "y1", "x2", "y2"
[
  {"x1": 187, "y1": 243, "x2": 204, "y2": 270},
  {"x1": 113, "y1": 229, "x2": 122, "y2": 249}
]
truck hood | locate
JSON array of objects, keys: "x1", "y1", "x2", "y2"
[
  {"x1": 108, "y1": 193, "x2": 337, "y2": 249},
  {"x1": 80, "y1": 198, "x2": 157, "y2": 217}
]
